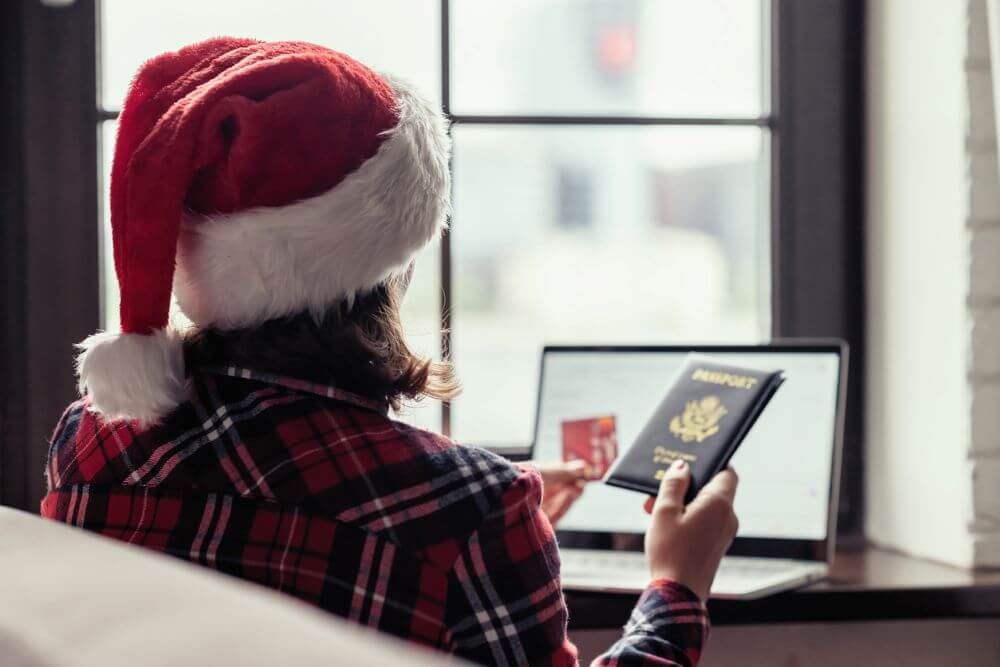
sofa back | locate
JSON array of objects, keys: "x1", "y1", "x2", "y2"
[{"x1": 0, "y1": 507, "x2": 458, "y2": 666}]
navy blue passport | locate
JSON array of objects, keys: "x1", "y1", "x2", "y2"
[{"x1": 603, "y1": 355, "x2": 785, "y2": 502}]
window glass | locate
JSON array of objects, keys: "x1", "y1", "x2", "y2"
[
  {"x1": 450, "y1": 125, "x2": 769, "y2": 444},
  {"x1": 450, "y1": 0, "x2": 764, "y2": 117},
  {"x1": 101, "y1": 0, "x2": 440, "y2": 109},
  {"x1": 100, "y1": 120, "x2": 117, "y2": 332},
  {"x1": 393, "y1": 244, "x2": 445, "y2": 432}
]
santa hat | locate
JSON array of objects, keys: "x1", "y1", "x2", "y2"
[{"x1": 77, "y1": 37, "x2": 450, "y2": 425}]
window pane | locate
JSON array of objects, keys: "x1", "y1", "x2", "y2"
[
  {"x1": 392, "y1": 244, "x2": 445, "y2": 432},
  {"x1": 450, "y1": 125, "x2": 769, "y2": 445},
  {"x1": 101, "y1": 0, "x2": 440, "y2": 110},
  {"x1": 100, "y1": 121, "x2": 117, "y2": 332},
  {"x1": 450, "y1": 0, "x2": 764, "y2": 117}
]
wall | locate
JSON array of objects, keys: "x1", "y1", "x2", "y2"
[
  {"x1": 974, "y1": 0, "x2": 1000, "y2": 565},
  {"x1": 866, "y1": 0, "x2": 1000, "y2": 567}
]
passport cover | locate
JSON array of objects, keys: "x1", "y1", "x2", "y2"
[
  {"x1": 603, "y1": 355, "x2": 785, "y2": 502},
  {"x1": 561, "y1": 415, "x2": 619, "y2": 480}
]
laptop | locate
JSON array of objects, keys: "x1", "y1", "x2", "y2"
[{"x1": 531, "y1": 342, "x2": 847, "y2": 599}]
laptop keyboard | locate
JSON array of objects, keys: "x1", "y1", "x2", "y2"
[{"x1": 559, "y1": 550, "x2": 824, "y2": 597}]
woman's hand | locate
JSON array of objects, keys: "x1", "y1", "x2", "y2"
[
  {"x1": 529, "y1": 460, "x2": 588, "y2": 526},
  {"x1": 643, "y1": 459, "x2": 739, "y2": 600}
]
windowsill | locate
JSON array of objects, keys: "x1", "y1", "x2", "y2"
[{"x1": 565, "y1": 546, "x2": 1000, "y2": 629}]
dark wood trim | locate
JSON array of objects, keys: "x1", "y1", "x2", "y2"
[
  {"x1": 568, "y1": 584, "x2": 1000, "y2": 629},
  {"x1": 449, "y1": 115, "x2": 772, "y2": 127},
  {"x1": 0, "y1": 0, "x2": 28, "y2": 509},
  {"x1": 97, "y1": 109, "x2": 775, "y2": 128},
  {"x1": 0, "y1": 0, "x2": 101, "y2": 510},
  {"x1": 771, "y1": 0, "x2": 866, "y2": 537},
  {"x1": 566, "y1": 547, "x2": 1000, "y2": 629}
]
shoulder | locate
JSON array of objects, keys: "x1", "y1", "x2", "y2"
[
  {"x1": 342, "y1": 417, "x2": 536, "y2": 564},
  {"x1": 48, "y1": 398, "x2": 88, "y2": 451},
  {"x1": 45, "y1": 397, "x2": 128, "y2": 490},
  {"x1": 390, "y1": 418, "x2": 519, "y2": 470},
  {"x1": 385, "y1": 418, "x2": 529, "y2": 499}
]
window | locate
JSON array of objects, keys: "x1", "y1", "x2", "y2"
[
  {"x1": 6, "y1": 0, "x2": 862, "y2": 535},
  {"x1": 97, "y1": 0, "x2": 771, "y2": 447}
]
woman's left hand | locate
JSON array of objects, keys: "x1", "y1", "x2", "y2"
[{"x1": 528, "y1": 460, "x2": 589, "y2": 526}]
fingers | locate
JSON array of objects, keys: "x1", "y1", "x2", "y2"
[
  {"x1": 701, "y1": 467, "x2": 738, "y2": 504},
  {"x1": 686, "y1": 468, "x2": 740, "y2": 537},
  {"x1": 530, "y1": 460, "x2": 588, "y2": 486},
  {"x1": 652, "y1": 459, "x2": 691, "y2": 515}
]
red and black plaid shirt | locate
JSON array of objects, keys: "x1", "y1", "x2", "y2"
[{"x1": 41, "y1": 365, "x2": 708, "y2": 666}]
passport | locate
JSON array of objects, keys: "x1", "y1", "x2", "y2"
[{"x1": 604, "y1": 355, "x2": 785, "y2": 502}]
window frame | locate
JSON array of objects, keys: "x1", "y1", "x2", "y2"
[
  {"x1": 2, "y1": 0, "x2": 101, "y2": 511},
  {"x1": 2, "y1": 0, "x2": 864, "y2": 536},
  {"x1": 770, "y1": 0, "x2": 865, "y2": 538}
]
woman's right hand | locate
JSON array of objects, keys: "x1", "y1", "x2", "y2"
[{"x1": 643, "y1": 459, "x2": 740, "y2": 600}]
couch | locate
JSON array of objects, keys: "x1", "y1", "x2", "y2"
[{"x1": 0, "y1": 506, "x2": 458, "y2": 666}]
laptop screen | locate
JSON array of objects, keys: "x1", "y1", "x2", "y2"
[{"x1": 533, "y1": 347, "x2": 842, "y2": 541}]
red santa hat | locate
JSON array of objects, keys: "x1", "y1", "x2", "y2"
[{"x1": 77, "y1": 37, "x2": 450, "y2": 425}]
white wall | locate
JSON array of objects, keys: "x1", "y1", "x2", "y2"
[
  {"x1": 972, "y1": 0, "x2": 1000, "y2": 566},
  {"x1": 866, "y1": 0, "x2": 973, "y2": 566},
  {"x1": 866, "y1": 0, "x2": 1000, "y2": 567}
]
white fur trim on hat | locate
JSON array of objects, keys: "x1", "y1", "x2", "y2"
[
  {"x1": 173, "y1": 74, "x2": 451, "y2": 330},
  {"x1": 76, "y1": 329, "x2": 187, "y2": 426}
]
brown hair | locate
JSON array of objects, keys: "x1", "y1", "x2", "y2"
[{"x1": 183, "y1": 275, "x2": 459, "y2": 411}]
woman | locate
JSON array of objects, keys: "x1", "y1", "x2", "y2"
[{"x1": 42, "y1": 38, "x2": 738, "y2": 666}]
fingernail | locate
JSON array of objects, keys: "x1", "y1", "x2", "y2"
[{"x1": 671, "y1": 459, "x2": 686, "y2": 470}]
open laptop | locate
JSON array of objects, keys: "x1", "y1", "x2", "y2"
[{"x1": 532, "y1": 342, "x2": 847, "y2": 599}]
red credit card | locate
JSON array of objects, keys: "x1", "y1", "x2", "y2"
[{"x1": 561, "y1": 415, "x2": 619, "y2": 480}]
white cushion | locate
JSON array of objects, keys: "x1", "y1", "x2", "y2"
[{"x1": 0, "y1": 507, "x2": 459, "y2": 666}]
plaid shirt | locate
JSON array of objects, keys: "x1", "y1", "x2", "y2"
[{"x1": 41, "y1": 366, "x2": 708, "y2": 666}]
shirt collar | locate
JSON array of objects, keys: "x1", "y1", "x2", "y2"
[{"x1": 200, "y1": 365, "x2": 390, "y2": 414}]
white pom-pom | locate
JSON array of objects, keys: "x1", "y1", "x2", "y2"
[{"x1": 76, "y1": 329, "x2": 188, "y2": 426}]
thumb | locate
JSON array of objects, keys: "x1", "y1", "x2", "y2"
[{"x1": 654, "y1": 459, "x2": 691, "y2": 514}]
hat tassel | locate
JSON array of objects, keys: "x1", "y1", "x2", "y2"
[{"x1": 76, "y1": 328, "x2": 187, "y2": 426}]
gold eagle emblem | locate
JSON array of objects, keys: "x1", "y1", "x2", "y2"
[{"x1": 669, "y1": 396, "x2": 728, "y2": 443}]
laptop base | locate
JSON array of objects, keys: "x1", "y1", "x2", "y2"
[{"x1": 559, "y1": 549, "x2": 828, "y2": 600}]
